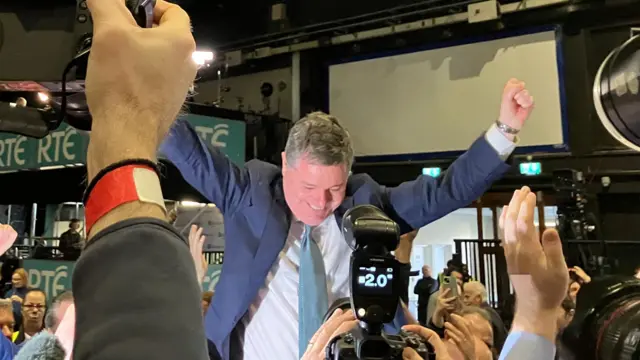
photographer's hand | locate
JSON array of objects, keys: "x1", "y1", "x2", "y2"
[
  {"x1": 302, "y1": 309, "x2": 357, "y2": 360},
  {"x1": 444, "y1": 314, "x2": 475, "y2": 360},
  {"x1": 569, "y1": 266, "x2": 591, "y2": 284},
  {"x1": 499, "y1": 186, "x2": 569, "y2": 342},
  {"x1": 402, "y1": 325, "x2": 452, "y2": 360},
  {"x1": 85, "y1": 0, "x2": 197, "y2": 238}
]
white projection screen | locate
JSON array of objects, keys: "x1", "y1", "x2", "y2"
[{"x1": 329, "y1": 28, "x2": 567, "y2": 159}]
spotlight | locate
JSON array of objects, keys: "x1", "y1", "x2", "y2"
[
  {"x1": 192, "y1": 51, "x2": 215, "y2": 66},
  {"x1": 37, "y1": 93, "x2": 50, "y2": 103}
]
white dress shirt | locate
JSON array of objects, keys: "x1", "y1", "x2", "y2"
[{"x1": 239, "y1": 126, "x2": 516, "y2": 360}]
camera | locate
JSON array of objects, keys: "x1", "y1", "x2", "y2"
[
  {"x1": 0, "y1": 0, "x2": 156, "y2": 138},
  {"x1": 562, "y1": 276, "x2": 640, "y2": 360},
  {"x1": 325, "y1": 205, "x2": 434, "y2": 360}
]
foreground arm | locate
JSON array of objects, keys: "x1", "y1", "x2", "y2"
[
  {"x1": 386, "y1": 130, "x2": 513, "y2": 231},
  {"x1": 499, "y1": 332, "x2": 556, "y2": 360},
  {"x1": 73, "y1": 220, "x2": 207, "y2": 360}
]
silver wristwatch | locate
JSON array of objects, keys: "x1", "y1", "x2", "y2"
[{"x1": 495, "y1": 120, "x2": 520, "y2": 135}]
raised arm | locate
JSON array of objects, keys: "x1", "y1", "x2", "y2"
[
  {"x1": 384, "y1": 79, "x2": 533, "y2": 230},
  {"x1": 159, "y1": 118, "x2": 250, "y2": 214}
]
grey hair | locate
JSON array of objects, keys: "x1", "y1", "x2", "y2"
[
  {"x1": 284, "y1": 112, "x2": 354, "y2": 170},
  {"x1": 0, "y1": 299, "x2": 11, "y2": 313},
  {"x1": 44, "y1": 291, "x2": 73, "y2": 331},
  {"x1": 465, "y1": 281, "x2": 489, "y2": 303}
]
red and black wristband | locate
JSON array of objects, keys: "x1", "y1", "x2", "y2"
[{"x1": 83, "y1": 159, "x2": 166, "y2": 233}]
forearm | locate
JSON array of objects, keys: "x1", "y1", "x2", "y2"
[
  {"x1": 86, "y1": 113, "x2": 165, "y2": 239},
  {"x1": 72, "y1": 218, "x2": 208, "y2": 360}
]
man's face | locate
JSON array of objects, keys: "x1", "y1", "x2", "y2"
[
  {"x1": 11, "y1": 274, "x2": 25, "y2": 288},
  {"x1": 0, "y1": 310, "x2": 14, "y2": 340},
  {"x1": 70, "y1": 222, "x2": 80, "y2": 231},
  {"x1": 282, "y1": 153, "x2": 347, "y2": 226},
  {"x1": 22, "y1": 291, "x2": 46, "y2": 326},
  {"x1": 422, "y1": 266, "x2": 431, "y2": 277}
]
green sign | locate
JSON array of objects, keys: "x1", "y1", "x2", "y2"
[
  {"x1": 0, "y1": 115, "x2": 246, "y2": 171},
  {"x1": 0, "y1": 124, "x2": 88, "y2": 171},
  {"x1": 23, "y1": 259, "x2": 222, "y2": 297},
  {"x1": 23, "y1": 259, "x2": 75, "y2": 299},
  {"x1": 202, "y1": 264, "x2": 222, "y2": 293}
]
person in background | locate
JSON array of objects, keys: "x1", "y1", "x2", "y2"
[
  {"x1": 58, "y1": 219, "x2": 83, "y2": 260},
  {"x1": 0, "y1": 300, "x2": 15, "y2": 340},
  {"x1": 427, "y1": 267, "x2": 463, "y2": 324},
  {"x1": 4, "y1": 268, "x2": 28, "y2": 329},
  {"x1": 463, "y1": 281, "x2": 507, "y2": 352},
  {"x1": 414, "y1": 265, "x2": 438, "y2": 325},
  {"x1": 13, "y1": 289, "x2": 46, "y2": 345},
  {"x1": 554, "y1": 296, "x2": 576, "y2": 360},
  {"x1": 44, "y1": 291, "x2": 73, "y2": 334},
  {"x1": 567, "y1": 266, "x2": 590, "y2": 302}
]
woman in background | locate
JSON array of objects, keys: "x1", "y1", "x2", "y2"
[{"x1": 4, "y1": 269, "x2": 28, "y2": 328}]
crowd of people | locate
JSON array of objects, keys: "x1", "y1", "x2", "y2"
[{"x1": 0, "y1": 0, "x2": 627, "y2": 359}]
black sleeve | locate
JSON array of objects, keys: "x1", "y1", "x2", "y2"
[
  {"x1": 426, "y1": 318, "x2": 445, "y2": 338},
  {"x1": 397, "y1": 262, "x2": 411, "y2": 305},
  {"x1": 72, "y1": 218, "x2": 208, "y2": 360}
]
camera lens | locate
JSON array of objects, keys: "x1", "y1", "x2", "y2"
[
  {"x1": 594, "y1": 297, "x2": 640, "y2": 359},
  {"x1": 563, "y1": 276, "x2": 640, "y2": 360}
]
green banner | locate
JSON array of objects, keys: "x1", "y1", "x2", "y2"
[
  {"x1": 23, "y1": 259, "x2": 222, "y2": 297},
  {"x1": 0, "y1": 115, "x2": 246, "y2": 171},
  {"x1": 23, "y1": 259, "x2": 75, "y2": 299},
  {"x1": 202, "y1": 264, "x2": 222, "y2": 293},
  {"x1": 0, "y1": 124, "x2": 88, "y2": 171}
]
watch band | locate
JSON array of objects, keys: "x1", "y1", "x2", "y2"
[
  {"x1": 84, "y1": 163, "x2": 166, "y2": 232},
  {"x1": 495, "y1": 120, "x2": 520, "y2": 135}
]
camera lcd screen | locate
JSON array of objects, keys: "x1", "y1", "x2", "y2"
[{"x1": 355, "y1": 265, "x2": 394, "y2": 296}]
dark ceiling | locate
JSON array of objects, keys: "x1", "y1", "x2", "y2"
[{"x1": 178, "y1": 0, "x2": 460, "y2": 49}]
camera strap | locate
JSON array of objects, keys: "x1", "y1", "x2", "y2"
[{"x1": 84, "y1": 160, "x2": 166, "y2": 233}]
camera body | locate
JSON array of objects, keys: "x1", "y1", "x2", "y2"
[{"x1": 326, "y1": 205, "x2": 434, "y2": 360}]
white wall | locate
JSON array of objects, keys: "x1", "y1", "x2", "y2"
[
  {"x1": 330, "y1": 30, "x2": 565, "y2": 157},
  {"x1": 194, "y1": 68, "x2": 293, "y2": 120}
]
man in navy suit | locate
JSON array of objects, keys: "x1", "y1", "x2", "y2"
[{"x1": 159, "y1": 78, "x2": 534, "y2": 360}]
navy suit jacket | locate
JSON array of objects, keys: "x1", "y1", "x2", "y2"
[{"x1": 160, "y1": 118, "x2": 512, "y2": 359}]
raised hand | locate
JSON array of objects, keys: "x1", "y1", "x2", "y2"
[
  {"x1": 0, "y1": 224, "x2": 17, "y2": 256},
  {"x1": 444, "y1": 314, "x2": 475, "y2": 360},
  {"x1": 188, "y1": 225, "x2": 206, "y2": 284},
  {"x1": 498, "y1": 78, "x2": 534, "y2": 135},
  {"x1": 499, "y1": 186, "x2": 569, "y2": 341}
]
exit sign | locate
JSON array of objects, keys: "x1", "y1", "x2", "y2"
[
  {"x1": 519, "y1": 162, "x2": 542, "y2": 176},
  {"x1": 422, "y1": 167, "x2": 442, "y2": 177}
]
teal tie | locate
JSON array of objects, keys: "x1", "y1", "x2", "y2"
[{"x1": 298, "y1": 224, "x2": 328, "y2": 358}]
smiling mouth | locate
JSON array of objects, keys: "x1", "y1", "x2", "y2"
[{"x1": 308, "y1": 203, "x2": 324, "y2": 211}]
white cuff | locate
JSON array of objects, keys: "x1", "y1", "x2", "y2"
[{"x1": 485, "y1": 123, "x2": 518, "y2": 161}]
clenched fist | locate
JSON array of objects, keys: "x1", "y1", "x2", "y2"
[{"x1": 498, "y1": 78, "x2": 534, "y2": 137}]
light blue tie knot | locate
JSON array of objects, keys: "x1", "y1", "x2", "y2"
[{"x1": 298, "y1": 224, "x2": 329, "y2": 358}]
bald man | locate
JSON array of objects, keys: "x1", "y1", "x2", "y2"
[
  {"x1": 414, "y1": 265, "x2": 438, "y2": 325},
  {"x1": 463, "y1": 281, "x2": 507, "y2": 352}
]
